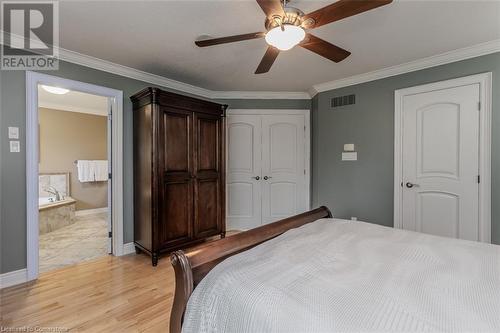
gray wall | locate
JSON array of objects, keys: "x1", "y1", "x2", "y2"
[
  {"x1": 2, "y1": 52, "x2": 497, "y2": 274},
  {"x1": 216, "y1": 98, "x2": 311, "y2": 110},
  {"x1": 0, "y1": 61, "x2": 310, "y2": 274},
  {"x1": 312, "y1": 52, "x2": 500, "y2": 244}
]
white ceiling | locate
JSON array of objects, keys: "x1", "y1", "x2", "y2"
[
  {"x1": 58, "y1": 0, "x2": 500, "y2": 92},
  {"x1": 38, "y1": 85, "x2": 109, "y2": 116}
]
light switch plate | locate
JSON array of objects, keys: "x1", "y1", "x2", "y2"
[
  {"x1": 342, "y1": 152, "x2": 357, "y2": 161},
  {"x1": 8, "y1": 127, "x2": 19, "y2": 139},
  {"x1": 10, "y1": 141, "x2": 20, "y2": 152}
]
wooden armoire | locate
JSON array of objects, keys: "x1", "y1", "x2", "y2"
[{"x1": 131, "y1": 87, "x2": 227, "y2": 266}]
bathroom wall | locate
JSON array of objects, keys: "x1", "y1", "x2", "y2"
[{"x1": 39, "y1": 107, "x2": 108, "y2": 210}]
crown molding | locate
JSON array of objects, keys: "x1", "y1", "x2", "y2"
[
  {"x1": 58, "y1": 48, "x2": 216, "y2": 99},
  {"x1": 60, "y1": 49, "x2": 312, "y2": 100},
  {"x1": 2, "y1": 31, "x2": 499, "y2": 101},
  {"x1": 310, "y1": 39, "x2": 500, "y2": 96},
  {"x1": 50, "y1": 38, "x2": 500, "y2": 100},
  {"x1": 212, "y1": 90, "x2": 311, "y2": 100}
]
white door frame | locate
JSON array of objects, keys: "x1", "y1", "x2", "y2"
[
  {"x1": 26, "y1": 71, "x2": 124, "y2": 281},
  {"x1": 226, "y1": 109, "x2": 311, "y2": 212},
  {"x1": 393, "y1": 72, "x2": 492, "y2": 242}
]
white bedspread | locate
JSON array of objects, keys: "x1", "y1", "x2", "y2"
[{"x1": 182, "y1": 219, "x2": 500, "y2": 333}]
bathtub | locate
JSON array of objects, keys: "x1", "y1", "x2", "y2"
[
  {"x1": 39, "y1": 196, "x2": 75, "y2": 209},
  {"x1": 39, "y1": 197, "x2": 57, "y2": 206},
  {"x1": 39, "y1": 197, "x2": 76, "y2": 234}
]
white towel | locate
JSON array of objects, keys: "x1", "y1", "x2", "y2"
[
  {"x1": 76, "y1": 160, "x2": 108, "y2": 182},
  {"x1": 94, "y1": 160, "x2": 108, "y2": 182},
  {"x1": 76, "y1": 160, "x2": 93, "y2": 182}
]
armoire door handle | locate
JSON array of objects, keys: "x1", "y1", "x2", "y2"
[
  {"x1": 252, "y1": 176, "x2": 260, "y2": 180},
  {"x1": 263, "y1": 176, "x2": 272, "y2": 180}
]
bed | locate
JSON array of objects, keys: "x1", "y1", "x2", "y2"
[{"x1": 170, "y1": 207, "x2": 500, "y2": 333}]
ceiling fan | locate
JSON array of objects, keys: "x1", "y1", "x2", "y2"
[{"x1": 195, "y1": 0, "x2": 392, "y2": 74}]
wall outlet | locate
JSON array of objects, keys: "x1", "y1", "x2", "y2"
[{"x1": 10, "y1": 141, "x2": 20, "y2": 152}]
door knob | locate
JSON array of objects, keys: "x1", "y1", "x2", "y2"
[
  {"x1": 405, "y1": 182, "x2": 418, "y2": 188},
  {"x1": 263, "y1": 176, "x2": 272, "y2": 180},
  {"x1": 252, "y1": 176, "x2": 260, "y2": 180}
]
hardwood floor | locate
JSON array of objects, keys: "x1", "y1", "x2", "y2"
[{"x1": 0, "y1": 254, "x2": 174, "y2": 332}]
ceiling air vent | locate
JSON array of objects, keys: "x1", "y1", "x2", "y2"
[{"x1": 331, "y1": 94, "x2": 356, "y2": 108}]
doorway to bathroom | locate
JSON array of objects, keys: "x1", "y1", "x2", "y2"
[
  {"x1": 38, "y1": 87, "x2": 110, "y2": 273},
  {"x1": 26, "y1": 72, "x2": 124, "y2": 281}
]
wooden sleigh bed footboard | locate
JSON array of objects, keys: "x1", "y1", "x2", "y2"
[{"x1": 169, "y1": 206, "x2": 332, "y2": 333}]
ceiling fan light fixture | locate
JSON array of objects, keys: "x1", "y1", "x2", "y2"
[{"x1": 265, "y1": 24, "x2": 305, "y2": 51}]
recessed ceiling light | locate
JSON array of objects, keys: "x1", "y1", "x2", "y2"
[{"x1": 41, "y1": 85, "x2": 70, "y2": 95}]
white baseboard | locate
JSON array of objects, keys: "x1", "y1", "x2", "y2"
[
  {"x1": 75, "y1": 207, "x2": 108, "y2": 217},
  {"x1": 0, "y1": 268, "x2": 28, "y2": 289},
  {"x1": 122, "y1": 242, "x2": 136, "y2": 255}
]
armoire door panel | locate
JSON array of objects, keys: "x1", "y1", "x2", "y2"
[
  {"x1": 193, "y1": 113, "x2": 223, "y2": 238},
  {"x1": 194, "y1": 179, "x2": 220, "y2": 237},
  {"x1": 195, "y1": 171, "x2": 219, "y2": 180},
  {"x1": 197, "y1": 116, "x2": 219, "y2": 172},
  {"x1": 161, "y1": 108, "x2": 192, "y2": 174},
  {"x1": 160, "y1": 181, "x2": 193, "y2": 247}
]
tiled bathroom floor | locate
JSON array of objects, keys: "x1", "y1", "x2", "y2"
[{"x1": 39, "y1": 212, "x2": 109, "y2": 273}]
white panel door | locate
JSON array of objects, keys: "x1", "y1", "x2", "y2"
[
  {"x1": 261, "y1": 115, "x2": 306, "y2": 225},
  {"x1": 226, "y1": 115, "x2": 262, "y2": 230},
  {"x1": 402, "y1": 84, "x2": 480, "y2": 240}
]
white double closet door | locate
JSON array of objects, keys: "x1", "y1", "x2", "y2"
[{"x1": 227, "y1": 112, "x2": 309, "y2": 231}]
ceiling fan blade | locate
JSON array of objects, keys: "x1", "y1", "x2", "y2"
[
  {"x1": 256, "y1": 0, "x2": 285, "y2": 17},
  {"x1": 255, "y1": 46, "x2": 280, "y2": 74},
  {"x1": 302, "y1": 0, "x2": 392, "y2": 29},
  {"x1": 195, "y1": 32, "x2": 265, "y2": 47},
  {"x1": 300, "y1": 34, "x2": 351, "y2": 63}
]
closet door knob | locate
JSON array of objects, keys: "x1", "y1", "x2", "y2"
[
  {"x1": 263, "y1": 176, "x2": 272, "y2": 180},
  {"x1": 252, "y1": 176, "x2": 260, "y2": 180}
]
